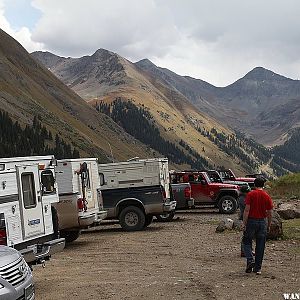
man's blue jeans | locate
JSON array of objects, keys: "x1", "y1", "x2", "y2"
[{"x1": 243, "y1": 218, "x2": 267, "y2": 271}]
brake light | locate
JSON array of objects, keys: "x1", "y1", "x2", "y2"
[
  {"x1": 0, "y1": 214, "x2": 6, "y2": 245},
  {"x1": 0, "y1": 229, "x2": 7, "y2": 246},
  {"x1": 77, "y1": 198, "x2": 85, "y2": 212},
  {"x1": 184, "y1": 186, "x2": 191, "y2": 198}
]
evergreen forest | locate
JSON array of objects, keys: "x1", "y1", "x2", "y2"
[
  {"x1": 96, "y1": 98, "x2": 299, "y2": 176},
  {"x1": 0, "y1": 111, "x2": 80, "y2": 159},
  {"x1": 96, "y1": 98, "x2": 211, "y2": 170}
]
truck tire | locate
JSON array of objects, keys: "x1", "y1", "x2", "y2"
[
  {"x1": 144, "y1": 215, "x2": 153, "y2": 228},
  {"x1": 61, "y1": 230, "x2": 81, "y2": 243},
  {"x1": 156, "y1": 211, "x2": 175, "y2": 222},
  {"x1": 119, "y1": 206, "x2": 146, "y2": 231},
  {"x1": 218, "y1": 196, "x2": 237, "y2": 214}
]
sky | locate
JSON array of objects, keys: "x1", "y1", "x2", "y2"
[{"x1": 0, "y1": 0, "x2": 299, "y2": 87}]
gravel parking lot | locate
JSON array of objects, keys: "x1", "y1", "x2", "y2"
[{"x1": 34, "y1": 210, "x2": 299, "y2": 300}]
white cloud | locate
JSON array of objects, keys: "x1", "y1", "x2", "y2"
[
  {"x1": 0, "y1": 0, "x2": 44, "y2": 53},
  {"x1": 2, "y1": 0, "x2": 300, "y2": 85}
]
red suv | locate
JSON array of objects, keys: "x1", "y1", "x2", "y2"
[{"x1": 170, "y1": 171, "x2": 239, "y2": 214}]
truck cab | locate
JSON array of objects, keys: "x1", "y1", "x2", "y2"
[{"x1": 0, "y1": 156, "x2": 65, "y2": 266}]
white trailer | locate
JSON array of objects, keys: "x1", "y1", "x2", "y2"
[
  {"x1": 98, "y1": 157, "x2": 170, "y2": 198},
  {"x1": 0, "y1": 156, "x2": 65, "y2": 265},
  {"x1": 55, "y1": 158, "x2": 107, "y2": 242}
]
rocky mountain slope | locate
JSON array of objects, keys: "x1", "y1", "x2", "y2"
[
  {"x1": 135, "y1": 61, "x2": 300, "y2": 146},
  {"x1": 0, "y1": 29, "x2": 155, "y2": 162},
  {"x1": 32, "y1": 49, "x2": 295, "y2": 175}
]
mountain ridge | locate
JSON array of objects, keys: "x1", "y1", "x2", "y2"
[
  {"x1": 0, "y1": 29, "x2": 156, "y2": 163},
  {"x1": 31, "y1": 48, "x2": 299, "y2": 175}
]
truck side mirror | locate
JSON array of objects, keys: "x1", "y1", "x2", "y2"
[{"x1": 200, "y1": 180, "x2": 207, "y2": 185}]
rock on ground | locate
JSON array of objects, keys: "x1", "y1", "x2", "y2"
[{"x1": 277, "y1": 201, "x2": 300, "y2": 220}]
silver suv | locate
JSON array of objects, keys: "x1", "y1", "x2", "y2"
[{"x1": 0, "y1": 246, "x2": 34, "y2": 300}]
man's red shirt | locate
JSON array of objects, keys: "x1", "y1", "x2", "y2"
[{"x1": 245, "y1": 189, "x2": 273, "y2": 219}]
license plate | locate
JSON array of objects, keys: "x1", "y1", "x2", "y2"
[{"x1": 25, "y1": 284, "x2": 35, "y2": 300}]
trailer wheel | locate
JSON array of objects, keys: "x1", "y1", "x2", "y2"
[
  {"x1": 156, "y1": 211, "x2": 175, "y2": 222},
  {"x1": 218, "y1": 196, "x2": 237, "y2": 214},
  {"x1": 119, "y1": 206, "x2": 145, "y2": 231},
  {"x1": 61, "y1": 230, "x2": 81, "y2": 243},
  {"x1": 51, "y1": 206, "x2": 59, "y2": 239},
  {"x1": 144, "y1": 215, "x2": 153, "y2": 228}
]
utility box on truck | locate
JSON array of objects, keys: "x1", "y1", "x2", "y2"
[
  {"x1": 99, "y1": 158, "x2": 170, "y2": 198},
  {"x1": 0, "y1": 156, "x2": 65, "y2": 266},
  {"x1": 55, "y1": 158, "x2": 107, "y2": 242},
  {"x1": 98, "y1": 158, "x2": 176, "y2": 231}
]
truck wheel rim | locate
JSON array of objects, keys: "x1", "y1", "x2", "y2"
[
  {"x1": 125, "y1": 212, "x2": 139, "y2": 226},
  {"x1": 222, "y1": 199, "x2": 233, "y2": 211}
]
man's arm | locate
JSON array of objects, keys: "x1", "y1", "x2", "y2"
[
  {"x1": 266, "y1": 209, "x2": 273, "y2": 232},
  {"x1": 243, "y1": 204, "x2": 250, "y2": 230}
]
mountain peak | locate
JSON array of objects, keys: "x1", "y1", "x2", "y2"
[
  {"x1": 91, "y1": 48, "x2": 118, "y2": 60},
  {"x1": 243, "y1": 66, "x2": 290, "y2": 82},
  {"x1": 135, "y1": 58, "x2": 157, "y2": 69}
]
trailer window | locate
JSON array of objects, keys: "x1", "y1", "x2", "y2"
[
  {"x1": 41, "y1": 170, "x2": 55, "y2": 194},
  {"x1": 21, "y1": 173, "x2": 36, "y2": 209},
  {"x1": 99, "y1": 173, "x2": 105, "y2": 186}
]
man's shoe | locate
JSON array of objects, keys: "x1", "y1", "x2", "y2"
[
  {"x1": 245, "y1": 261, "x2": 255, "y2": 273},
  {"x1": 254, "y1": 269, "x2": 261, "y2": 275},
  {"x1": 241, "y1": 252, "x2": 245, "y2": 257}
]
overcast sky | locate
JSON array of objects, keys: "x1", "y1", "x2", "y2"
[{"x1": 0, "y1": 0, "x2": 299, "y2": 86}]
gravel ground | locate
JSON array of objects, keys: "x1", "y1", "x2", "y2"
[{"x1": 33, "y1": 210, "x2": 299, "y2": 300}]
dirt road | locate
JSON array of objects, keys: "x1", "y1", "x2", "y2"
[{"x1": 33, "y1": 210, "x2": 299, "y2": 300}]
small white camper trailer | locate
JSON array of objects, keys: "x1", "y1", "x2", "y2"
[
  {"x1": 98, "y1": 157, "x2": 170, "y2": 198},
  {"x1": 0, "y1": 155, "x2": 65, "y2": 265},
  {"x1": 55, "y1": 158, "x2": 107, "y2": 242}
]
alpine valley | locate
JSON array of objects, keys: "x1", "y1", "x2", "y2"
[{"x1": 1, "y1": 29, "x2": 298, "y2": 177}]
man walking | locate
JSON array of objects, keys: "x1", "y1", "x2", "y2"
[{"x1": 242, "y1": 177, "x2": 273, "y2": 274}]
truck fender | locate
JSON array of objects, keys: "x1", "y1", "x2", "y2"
[
  {"x1": 216, "y1": 189, "x2": 239, "y2": 202},
  {"x1": 116, "y1": 198, "x2": 145, "y2": 216},
  {"x1": 216, "y1": 189, "x2": 239, "y2": 207}
]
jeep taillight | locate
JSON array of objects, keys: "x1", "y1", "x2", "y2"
[
  {"x1": 0, "y1": 229, "x2": 7, "y2": 245},
  {"x1": 0, "y1": 213, "x2": 7, "y2": 246},
  {"x1": 184, "y1": 186, "x2": 191, "y2": 198},
  {"x1": 77, "y1": 198, "x2": 85, "y2": 212}
]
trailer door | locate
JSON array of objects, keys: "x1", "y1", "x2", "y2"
[
  {"x1": 85, "y1": 162, "x2": 97, "y2": 210},
  {"x1": 16, "y1": 165, "x2": 45, "y2": 239}
]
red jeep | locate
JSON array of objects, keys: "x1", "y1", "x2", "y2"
[{"x1": 170, "y1": 171, "x2": 239, "y2": 214}]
